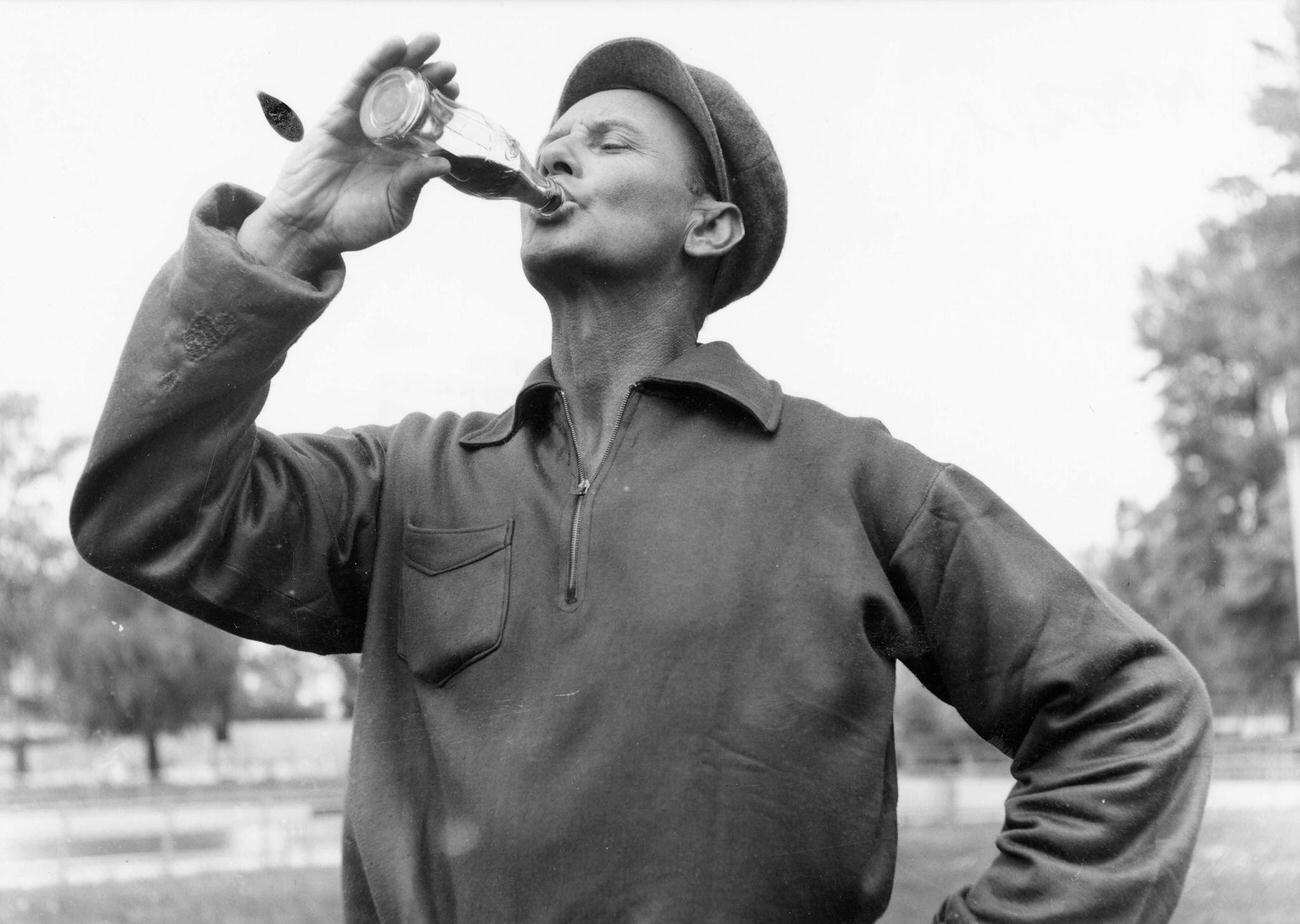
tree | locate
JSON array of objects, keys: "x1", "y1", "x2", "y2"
[
  {"x1": 0, "y1": 393, "x2": 82, "y2": 776},
  {"x1": 46, "y1": 562, "x2": 241, "y2": 781},
  {"x1": 234, "y1": 644, "x2": 321, "y2": 720},
  {"x1": 1104, "y1": 3, "x2": 1300, "y2": 713}
]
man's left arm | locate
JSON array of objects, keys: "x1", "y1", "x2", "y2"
[{"x1": 888, "y1": 464, "x2": 1212, "y2": 924}]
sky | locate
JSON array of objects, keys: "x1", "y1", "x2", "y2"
[{"x1": 0, "y1": 0, "x2": 1293, "y2": 562}]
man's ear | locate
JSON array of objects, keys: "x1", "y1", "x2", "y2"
[{"x1": 684, "y1": 200, "x2": 744, "y2": 260}]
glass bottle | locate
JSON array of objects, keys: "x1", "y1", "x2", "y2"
[{"x1": 359, "y1": 67, "x2": 566, "y2": 214}]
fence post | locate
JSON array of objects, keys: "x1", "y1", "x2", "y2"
[
  {"x1": 261, "y1": 792, "x2": 273, "y2": 869},
  {"x1": 160, "y1": 798, "x2": 175, "y2": 877},
  {"x1": 57, "y1": 805, "x2": 71, "y2": 886}
]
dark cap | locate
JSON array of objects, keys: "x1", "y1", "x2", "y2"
[{"x1": 555, "y1": 37, "x2": 787, "y2": 313}]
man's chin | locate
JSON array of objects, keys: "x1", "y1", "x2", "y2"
[{"x1": 520, "y1": 244, "x2": 585, "y2": 294}]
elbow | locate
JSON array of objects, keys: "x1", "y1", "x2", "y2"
[
  {"x1": 69, "y1": 472, "x2": 137, "y2": 579},
  {"x1": 1185, "y1": 663, "x2": 1213, "y2": 737},
  {"x1": 1166, "y1": 642, "x2": 1214, "y2": 747},
  {"x1": 1181, "y1": 656, "x2": 1214, "y2": 772},
  {"x1": 71, "y1": 460, "x2": 213, "y2": 598},
  {"x1": 70, "y1": 475, "x2": 100, "y2": 560},
  {"x1": 70, "y1": 485, "x2": 113, "y2": 574},
  {"x1": 1147, "y1": 642, "x2": 1215, "y2": 796}
]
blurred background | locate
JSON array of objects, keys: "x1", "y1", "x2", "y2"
[{"x1": 3, "y1": 0, "x2": 1300, "y2": 920}]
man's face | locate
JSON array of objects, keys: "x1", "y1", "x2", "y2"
[{"x1": 520, "y1": 89, "x2": 709, "y2": 287}]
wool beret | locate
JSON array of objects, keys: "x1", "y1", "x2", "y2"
[{"x1": 555, "y1": 37, "x2": 787, "y2": 312}]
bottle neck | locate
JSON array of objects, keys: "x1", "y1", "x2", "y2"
[
  {"x1": 530, "y1": 178, "x2": 567, "y2": 214},
  {"x1": 511, "y1": 159, "x2": 567, "y2": 213}
]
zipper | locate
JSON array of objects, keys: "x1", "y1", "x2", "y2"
[{"x1": 558, "y1": 385, "x2": 637, "y2": 604}]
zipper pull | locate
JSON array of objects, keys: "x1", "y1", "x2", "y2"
[{"x1": 572, "y1": 477, "x2": 591, "y2": 496}]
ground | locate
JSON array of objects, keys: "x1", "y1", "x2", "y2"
[
  {"x1": 882, "y1": 808, "x2": 1300, "y2": 923},
  {"x1": 0, "y1": 806, "x2": 1294, "y2": 923}
]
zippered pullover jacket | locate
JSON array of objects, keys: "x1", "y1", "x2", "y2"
[{"x1": 72, "y1": 185, "x2": 1213, "y2": 923}]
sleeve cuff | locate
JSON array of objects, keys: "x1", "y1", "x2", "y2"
[{"x1": 189, "y1": 182, "x2": 347, "y2": 302}]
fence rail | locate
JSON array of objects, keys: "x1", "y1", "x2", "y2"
[
  {"x1": 6, "y1": 775, "x2": 1296, "y2": 892},
  {"x1": 0, "y1": 790, "x2": 343, "y2": 890}
]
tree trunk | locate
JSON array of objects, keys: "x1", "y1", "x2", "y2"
[
  {"x1": 144, "y1": 731, "x2": 162, "y2": 781},
  {"x1": 214, "y1": 698, "x2": 231, "y2": 743},
  {"x1": 13, "y1": 737, "x2": 29, "y2": 780}
]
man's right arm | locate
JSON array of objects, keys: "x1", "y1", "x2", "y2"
[
  {"x1": 71, "y1": 183, "x2": 385, "y2": 652},
  {"x1": 71, "y1": 35, "x2": 458, "y2": 651}
]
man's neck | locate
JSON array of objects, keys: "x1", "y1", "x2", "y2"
[{"x1": 546, "y1": 277, "x2": 702, "y2": 467}]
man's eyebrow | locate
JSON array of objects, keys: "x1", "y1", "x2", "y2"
[
  {"x1": 588, "y1": 119, "x2": 640, "y2": 137},
  {"x1": 540, "y1": 118, "x2": 642, "y2": 147}
]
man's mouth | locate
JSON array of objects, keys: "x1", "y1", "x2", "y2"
[{"x1": 530, "y1": 198, "x2": 576, "y2": 223}]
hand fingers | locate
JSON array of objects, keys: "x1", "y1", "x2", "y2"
[
  {"x1": 418, "y1": 60, "x2": 458, "y2": 94},
  {"x1": 440, "y1": 80, "x2": 461, "y2": 101},
  {"x1": 338, "y1": 33, "x2": 443, "y2": 111},
  {"x1": 401, "y1": 33, "x2": 443, "y2": 69}
]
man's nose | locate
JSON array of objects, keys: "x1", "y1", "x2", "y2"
[{"x1": 538, "y1": 138, "x2": 576, "y2": 178}]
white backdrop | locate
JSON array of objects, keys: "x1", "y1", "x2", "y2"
[{"x1": 0, "y1": 0, "x2": 1290, "y2": 560}]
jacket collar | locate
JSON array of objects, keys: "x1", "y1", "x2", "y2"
[{"x1": 458, "y1": 341, "x2": 782, "y2": 448}]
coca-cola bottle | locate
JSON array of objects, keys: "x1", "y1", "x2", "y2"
[{"x1": 359, "y1": 67, "x2": 566, "y2": 214}]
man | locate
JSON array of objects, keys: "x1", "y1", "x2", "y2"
[{"x1": 72, "y1": 33, "x2": 1211, "y2": 923}]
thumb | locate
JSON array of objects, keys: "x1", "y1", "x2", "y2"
[{"x1": 389, "y1": 156, "x2": 452, "y2": 227}]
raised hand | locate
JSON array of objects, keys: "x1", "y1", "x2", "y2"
[{"x1": 238, "y1": 34, "x2": 460, "y2": 277}]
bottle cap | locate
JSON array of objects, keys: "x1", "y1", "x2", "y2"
[{"x1": 360, "y1": 68, "x2": 429, "y2": 144}]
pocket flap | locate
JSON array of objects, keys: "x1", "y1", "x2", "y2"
[{"x1": 403, "y1": 521, "x2": 514, "y2": 576}]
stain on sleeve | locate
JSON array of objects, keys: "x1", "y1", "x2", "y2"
[{"x1": 182, "y1": 313, "x2": 238, "y2": 361}]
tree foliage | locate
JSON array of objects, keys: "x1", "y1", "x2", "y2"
[
  {"x1": 0, "y1": 393, "x2": 82, "y2": 682},
  {"x1": 1105, "y1": 4, "x2": 1300, "y2": 710},
  {"x1": 1, "y1": 393, "x2": 83, "y2": 777},
  {"x1": 47, "y1": 562, "x2": 241, "y2": 779},
  {"x1": 1, "y1": 394, "x2": 246, "y2": 780},
  {"x1": 234, "y1": 644, "x2": 321, "y2": 720}
]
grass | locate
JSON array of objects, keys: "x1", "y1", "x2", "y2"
[
  {"x1": 0, "y1": 867, "x2": 342, "y2": 924},
  {"x1": 1, "y1": 808, "x2": 1295, "y2": 923},
  {"x1": 882, "y1": 807, "x2": 1300, "y2": 923}
]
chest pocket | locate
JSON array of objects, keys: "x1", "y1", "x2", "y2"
[{"x1": 399, "y1": 520, "x2": 513, "y2": 686}]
